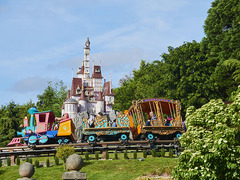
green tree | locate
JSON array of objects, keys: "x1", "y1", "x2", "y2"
[
  {"x1": 56, "y1": 144, "x2": 75, "y2": 170},
  {"x1": 172, "y1": 88, "x2": 240, "y2": 179},
  {"x1": 37, "y1": 81, "x2": 67, "y2": 117},
  {"x1": 0, "y1": 101, "x2": 21, "y2": 147},
  {"x1": 113, "y1": 75, "x2": 136, "y2": 112},
  {"x1": 203, "y1": 0, "x2": 240, "y2": 100}
]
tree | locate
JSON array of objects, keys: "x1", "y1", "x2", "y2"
[
  {"x1": 113, "y1": 76, "x2": 136, "y2": 112},
  {"x1": 172, "y1": 87, "x2": 240, "y2": 179},
  {"x1": 56, "y1": 144, "x2": 75, "y2": 170},
  {"x1": 203, "y1": 0, "x2": 240, "y2": 101},
  {"x1": 203, "y1": 0, "x2": 240, "y2": 62},
  {"x1": 37, "y1": 81, "x2": 67, "y2": 117},
  {"x1": 0, "y1": 101, "x2": 21, "y2": 147}
]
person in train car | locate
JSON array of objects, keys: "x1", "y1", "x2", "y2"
[
  {"x1": 146, "y1": 118, "x2": 151, "y2": 126},
  {"x1": 88, "y1": 114, "x2": 95, "y2": 128},
  {"x1": 149, "y1": 111, "x2": 157, "y2": 120},
  {"x1": 112, "y1": 120, "x2": 117, "y2": 127},
  {"x1": 53, "y1": 113, "x2": 69, "y2": 130}
]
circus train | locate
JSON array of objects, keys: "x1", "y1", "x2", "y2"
[{"x1": 9, "y1": 98, "x2": 184, "y2": 146}]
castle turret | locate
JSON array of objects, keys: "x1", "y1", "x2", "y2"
[
  {"x1": 79, "y1": 85, "x2": 87, "y2": 112},
  {"x1": 83, "y1": 37, "x2": 90, "y2": 86},
  {"x1": 64, "y1": 98, "x2": 78, "y2": 118},
  {"x1": 103, "y1": 75, "x2": 115, "y2": 113},
  {"x1": 96, "y1": 86, "x2": 104, "y2": 113}
]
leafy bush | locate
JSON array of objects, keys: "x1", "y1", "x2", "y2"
[
  {"x1": 7, "y1": 157, "x2": 11, "y2": 166},
  {"x1": 26, "y1": 157, "x2": 29, "y2": 162},
  {"x1": 29, "y1": 158, "x2": 32, "y2": 164},
  {"x1": 15, "y1": 156, "x2": 20, "y2": 165},
  {"x1": 151, "y1": 149, "x2": 156, "y2": 157},
  {"x1": 173, "y1": 89, "x2": 240, "y2": 179},
  {"x1": 35, "y1": 159, "x2": 40, "y2": 168},
  {"x1": 114, "y1": 150, "x2": 118, "y2": 160},
  {"x1": 169, "y1": 148, "x2": 174, "y2": 158},
  {"x1": 143, "y1": 150, "x2": 147, "y2": 158},
  {"x1": 160, "y1": 148, "x2": 165, "y2": 157},
  {"x1": 133, "y1": 151, "x2": 137, "y2": 159},
  {"x1": 105, "y1": 151, "x2": 109, "y2": 160},
  {"x1": 124, "y1": 150, "x2": 128, "y2": 159},
  {"x1": 0, "y1": 159, "x2": 2, "y2": 167},
  {"x1": 54, "y1": 156, "x2": 59, "y2": 165},
  {"x1": 56, "y1": 144, "x2": 75, "y2": 170},
  {"x1": 85, "y1": 152, "x2": 89, "y2": 160},
  {"x1": 46, "y1": 158, "x2": 50, "y2": 167},
  {"x1": 95, "y1": 152, "x2": 99, "y2": 160}
]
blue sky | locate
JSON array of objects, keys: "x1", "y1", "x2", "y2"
[{"x1": 0, "y1": 0, "x2": 212, "y2": 106}]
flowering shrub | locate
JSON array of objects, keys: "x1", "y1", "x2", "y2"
[{"x1": 173, "y1": 89, "x2": 240, "y2": 179}]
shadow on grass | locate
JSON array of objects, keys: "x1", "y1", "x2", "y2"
[
  {"x1": 0, "y1": 169, "x2": 6, "y2": 175},
  {"x1": 83, "y1": 161, "x2": 94, "y2": 166}
]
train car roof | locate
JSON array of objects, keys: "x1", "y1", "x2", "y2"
[{"x1": 34, "y1": 110, "x2": 53, "y2": 114}]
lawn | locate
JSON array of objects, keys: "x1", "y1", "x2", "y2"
[{"x1": 0, "y1": 152, "x2": 178, "y2": 180}]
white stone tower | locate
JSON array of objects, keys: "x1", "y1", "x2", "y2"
[
  {"x1": 83, "y1": 37, "x2": 90, "y2": 86},
  {"x1": 78, "y1": 85, "x2": 87, "y2": 112}
]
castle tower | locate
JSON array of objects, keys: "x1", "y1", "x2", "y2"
[
  {"x1": 63, "y1": 98, "x2": 78, "y2": 118},
  {"x1": 96, "y1": 87, "x2": 104, "y2": 113},
  {"x1": 103, "y1": 74, "x2": 115, "y2": 113},
  {"x1": 83, "y1": 37, "x2": 90, "y2": 86},
  {"x1": 92, "y1": 64, "x2": 103, "y2": 92},
  {"x1": 79, "y1": 85, "x2": 87, "y2": 112}
]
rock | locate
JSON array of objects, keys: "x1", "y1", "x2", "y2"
[
  {"x1": 66, "y1": 154, "x2": 84, "y2": 171},
  {"x1": 18, "y1": 162, "x2": 35, "y2": 180},
  {"x1": 109, "y1": 110, "x2": 116, "y2": 122},
  {"x1": 62, "y1": 171, "x2": 86, "y2": 180}
]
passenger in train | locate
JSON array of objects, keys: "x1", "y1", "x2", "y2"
[
  {"x1": 88, "y1": 114, "x2": 95, "y2": 128},
  {"x1": 112, "y1": 120, "x2": 117, "y2": 127},
  {"x1": 54, "y1": 113, "x2": 69, "y2": 130},
  {"x1": 146, "y1": 118, "x2": 151, "y2": 126},
  {"x1": 149, "y1": 111, "x2": 157, "y2": 120}
]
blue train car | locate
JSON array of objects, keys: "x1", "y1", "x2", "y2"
[{"x1": 82, "y1": 111, "x2": 130, "y2": 142}]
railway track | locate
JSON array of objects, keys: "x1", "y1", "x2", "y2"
[{"x1": 0, "y1": 140, "x2": 182, "y2": 160}]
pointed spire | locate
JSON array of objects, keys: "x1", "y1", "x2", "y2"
[
  {"x1": 109, "y1": 74, "x2": 112, "y2": 94},
  {"x1": 67, "y1": 85, "x2": 70, "y2": 99},
  {"x1": 79, "y1": 91, "x2": 87, "y2": 101},
  {"x1": 85, "y1": 37, "x2": 90, "y2": 48},
  {"x1": 98, "y1": 86, "x2": 104, "y2": 101},
  {"x1": 79, "y1": 85, "x2": 86, "y2": 101}
]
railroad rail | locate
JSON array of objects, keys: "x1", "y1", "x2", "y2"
[{"x1": 0, "y1": 140, "x2": 182, "y2": 164}]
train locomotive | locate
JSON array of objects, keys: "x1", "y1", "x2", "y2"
[{"x1": 16, "y1": 107, "x2": 75, "y2": 146}]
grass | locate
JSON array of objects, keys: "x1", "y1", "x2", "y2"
[{"x1": 0, "y1": 152, "x2": 178, "y2": 180}]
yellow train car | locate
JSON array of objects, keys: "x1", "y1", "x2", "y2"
[
  {"x1": 57, "y1": 118, "x2": 76, "y2": 143},
  {"x1": 128, "y1": 98, "x2": 184, "y2": 140}
]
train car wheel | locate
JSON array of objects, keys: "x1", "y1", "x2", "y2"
[
  {"x1": 29, "y1": 135, "x2": 38, "y2": 144},
  {"x1": 120, "y1": 134, "x2": 128, "y2": 141},
  {"x1": 147, "y1": 134, "x2": 154, "y2": 140},
  {"x1": 58, "y1": 139, "x2": 63, "y2": 144},
  {"x1": 176, "y1": 133, "x2": 181, "y2": 139},
  {"x1": 39, "y1": 135, "x2": 48, "y2": 144},
  {"x1": 88, "y1": 135, "x2": 95, "y2": 142},
  {"x1": 64, "y1": 139, "x2": 69, "y2": 143}
]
